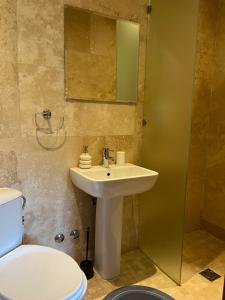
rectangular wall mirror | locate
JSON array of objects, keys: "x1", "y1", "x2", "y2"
[{"x1": 64, "y1": 6, "x2": 140, "y2": 104}]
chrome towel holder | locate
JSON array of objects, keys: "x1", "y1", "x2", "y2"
[{"x1": 35, "y1": 109, "x2": 67, "y2": 150}]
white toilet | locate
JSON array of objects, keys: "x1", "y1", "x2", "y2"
[{"x1": 0, "y1": 188, "x2": 87, "y2": 300}]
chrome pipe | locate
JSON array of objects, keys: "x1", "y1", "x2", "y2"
[{"x1": 21, "y1": 195, "x2": 26, "y2": 209}]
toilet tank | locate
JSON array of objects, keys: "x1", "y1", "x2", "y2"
[{"x1": 0, "y1": 188, "x2": 24, "y2": 257}]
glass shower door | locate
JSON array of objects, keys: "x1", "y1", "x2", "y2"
[{"x1": 139, "y1": 0, "x2": 199, "y2": 284}]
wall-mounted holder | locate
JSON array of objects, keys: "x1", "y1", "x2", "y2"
[
  {"x1": 42, "y1": 109, "x2": 52, "y2": 120},
  {"x1": 35, "y1": 109, "x2": 67, "y2": 150}
]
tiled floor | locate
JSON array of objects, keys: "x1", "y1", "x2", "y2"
[
  {"x1": 85, "y1": 230, "x2": 225, "y2": 300},
  {"x1": 182, "y1": 230, "x2": 225, "y2": 282}
]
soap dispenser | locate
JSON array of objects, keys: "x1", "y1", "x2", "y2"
[{"x1": 79, "y1": 145, "x2": 92, "y2": 169}]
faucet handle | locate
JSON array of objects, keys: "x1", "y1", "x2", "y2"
[
  {"x1": 102, "y1": 147, "x2": 109, "y2": 157},
  {"x1": 102, "y1": 148, "x2": 114, "y2": 167},
  {"x1": 103, "y1": 148, "x2": 114, "y2": 158}
]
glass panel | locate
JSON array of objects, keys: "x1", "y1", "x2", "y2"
[
  {"x1": 139, "y1": 0, "x2": 199, "y2": 284},
  {"x1": 116, "y1": 20, "x2": 139, "y2": 102}
]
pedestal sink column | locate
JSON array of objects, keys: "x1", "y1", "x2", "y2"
[{"x1": 94, "y1": 196, "x2": 123, "y2": 279}]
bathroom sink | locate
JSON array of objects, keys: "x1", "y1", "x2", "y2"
[
  {"x1": 70, "y1": 163, "x2": 158, "y2": 198},
  {"x1": 70, "y1": 163, "x2": 158, "y2": 280}
]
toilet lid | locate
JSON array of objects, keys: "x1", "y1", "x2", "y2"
[
  {"x1": 0, "y1": 245, "x2": 86, "y2": 300},
  {"x1": 0, "y1": 188, "x2": 22, "y2": 206}
]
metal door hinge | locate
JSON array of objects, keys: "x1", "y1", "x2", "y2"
[
  {"x1": 142, "y1": 119, "x2": 147, "y2": 127},
  {"x1": 147, "y1": 4, "x2": 152, "y2": 14}
]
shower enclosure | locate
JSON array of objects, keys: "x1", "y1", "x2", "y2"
[{"x1": 139, "y1": 0, "x2": 199, "y2": 284}]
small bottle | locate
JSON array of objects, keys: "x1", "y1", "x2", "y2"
[{"x1": 79, "y1": 146, "x2": 92, "y2": 169}]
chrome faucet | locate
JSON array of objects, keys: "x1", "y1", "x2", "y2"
[{"x1": 102, "y1": 148, "x2": 113, "y2": 168}]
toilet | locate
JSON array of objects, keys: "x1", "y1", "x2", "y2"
[{"x1": 0, "y1": 188, "x2": 87, "y2": 300}]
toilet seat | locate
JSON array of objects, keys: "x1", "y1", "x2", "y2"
[{"x1": 0, "y1": 245, "x2": 87, "y2": 300}]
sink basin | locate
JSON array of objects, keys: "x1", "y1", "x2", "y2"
[
  {"x1": 70, "y1": 163, "x2": 158, "y2": 280},
  {"x1": 70, "y1": 163, "x2": 158, "y2": 198}
]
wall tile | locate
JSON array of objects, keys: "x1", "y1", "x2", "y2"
[
  {"x1": 18, "y1": 64, "x2": 64, "y2": 136},
  {"x1": 17, "y1": 0, "x2": 64, "y2": 68},
  {"x1": 185, "y1": 0, "x2": 219, "y2": 232},
  {"x1": 0, "y1": 0, "x2": 17, "y2": 64},
  {"x1": 202, "y1": 0, "x2": 225, "y2": 232},
  {"x1": 203, "y1": 176, "x2": 225, "y2": 230},
  {"x1": 0, "y1": 63, "x2": 20, "y2": 138},
  {"x1": 0, "y1": 138, "x2": 21, "y2": 188},
  {"x1": 18, "y1": 136, "x2": 96, "y2": 260},
  {"x1": 65, "y1": 102, "x2": 136, "y2": 136}
]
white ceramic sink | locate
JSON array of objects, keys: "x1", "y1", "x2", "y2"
[
  {"x1": 70, "y1": 163, "x2": 158, "y2": 198},
  {"x1": 70, "y1": 163, "x2": 158, "y2": 280}
]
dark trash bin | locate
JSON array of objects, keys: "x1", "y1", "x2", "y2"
[{"x1": 103, "y1": 285, "x2": 175, "y2": 300}]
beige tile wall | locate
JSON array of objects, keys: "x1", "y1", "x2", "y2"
[
  {"x1": 185, "y1": 0, "x2": 225, "y2": 236},
  {"x1": 185, "y1": 0, "x2": 219, "y2": 232},
  {"x1": 0, "y1": 0, "x2": 147, "y2": 261},
  {"x1": 203, "y1": 0, "x2": 225, "y2": 232}
]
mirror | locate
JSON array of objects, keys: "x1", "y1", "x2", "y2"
[{"x1": 64, "y1": 6, "x2": 140, "y2": 103}]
